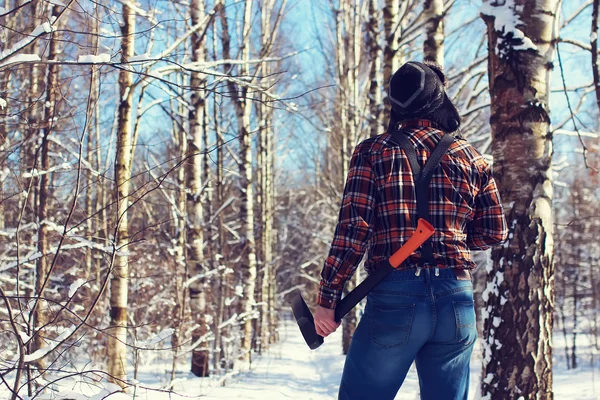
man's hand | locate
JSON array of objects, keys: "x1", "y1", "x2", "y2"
[{"x1": 314, "y1": 305, "x2": 341, "y2": 337}]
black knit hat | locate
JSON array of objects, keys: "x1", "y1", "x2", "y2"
[{"x1": 387, "y1": 61, "x2": 461, "y2": 133}]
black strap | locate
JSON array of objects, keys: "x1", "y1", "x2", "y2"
[{"x1": 388, "y1": 130, "x2": 454, "y2": 266}]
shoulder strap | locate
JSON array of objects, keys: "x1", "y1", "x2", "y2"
[
  {"x1": 388, "y1": 130, "x2": 454, "y2": 266},
  {"x1": 389, "y1": 131, "x2": 421, "y2": 178},
  {"x1": 415, "y1": 133, "x2": 454, "y2": 265}
]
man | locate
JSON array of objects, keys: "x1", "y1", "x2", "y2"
[{"x1": 314, "y1": 61, "x2": 508, "y2": 400}]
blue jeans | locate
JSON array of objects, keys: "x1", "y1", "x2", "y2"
[{"x1": 338, "y1": 268, "x2": 477, "y2": 400}]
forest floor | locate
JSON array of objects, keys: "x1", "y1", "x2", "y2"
[
  {"x1": 3, "y1": 318, "x2": 599, "y2": 399},
  {"x1": 192, "y1": 318, "x2": 600, "y2": 400}
]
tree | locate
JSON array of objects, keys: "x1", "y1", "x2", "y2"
[
  {"x1": 30, "y1": 3, "x2": 61, "y2": 373},
  {"x1": 219, "y1": 0, "x2": 258, "y2": 361},
  {"x1": 480, "y1": 0, "x2": 558, "y2": 398},
  {"x1": 423, "y1": 0, "x2": 444, "y2": 66},
  {"x1": 108, "y1": 2, "x2": 136, "y2": 387},
  {"x1": 187, "y1": 0, "x2": 210, "y2": 378}
]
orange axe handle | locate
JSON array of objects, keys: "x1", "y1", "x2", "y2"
[{"x1": 389, "y1": 218, "x2": 435, "y2": 268}]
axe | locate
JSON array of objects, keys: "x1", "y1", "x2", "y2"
[{"x1": 290, "y1": 218, "x2": 435, "y2": 349}]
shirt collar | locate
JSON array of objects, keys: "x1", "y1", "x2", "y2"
[{"x1": 399, "y1": 119, "x2": 441, "y2": 130}]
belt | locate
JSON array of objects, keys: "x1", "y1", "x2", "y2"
[{"x1": 453, "y1": 269, "x2": 471, "y2": 281}]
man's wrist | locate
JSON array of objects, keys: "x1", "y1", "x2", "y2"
[{"x1": 318, "y1": 281, "x2": 342, "y2": 309}]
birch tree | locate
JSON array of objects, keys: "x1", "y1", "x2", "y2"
[
  {"x1": 423, "y1": 0, "x2": 444, "y2": 66},
  {"x1": 480, "y1": 0, "x2": 558, "y2": 398},
  {"x1": 108, "y1": 2, "x2": 136, "y2": 386},
  {"x1": 187, "y1": 0, "x2": 209, "y2": 378},
  {"x1": 30, "y1": 4, "x2": 61, "y2": 373},
  {"x1": 219, "y1": 0, "x2": 257, "y2": 360},
  {"x1": 367, "y1": 0, "x2": 383, "y2": 137}
]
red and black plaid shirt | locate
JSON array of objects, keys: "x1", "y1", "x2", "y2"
[{"x1": 317, "y1": 120, "x2": 508, "y2": 309}]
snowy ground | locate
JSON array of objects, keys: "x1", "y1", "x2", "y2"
[
  {"x1": 2, "y1": 318, "x2": 599, "y2": 399},
  {"x1": 195, "y1": 319, "x2": 600, "y2": 400}
]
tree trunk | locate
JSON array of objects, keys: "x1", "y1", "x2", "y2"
[
  {"x1": 590, "y1": 254, "x2": 599, "y2": 351},
  {"x1": 383, "y1": 0, "x2": 400, "y2": 88},
  {"x1": 571, "y1": 276, "x2": 578, "y2": 369},
  {"x1": 226, "y1": 0, "x2": 257, "y2": 361},
  {"x1": 108, "y1": 2, "x2": 135, "y2": 387},
  {"x1": 187, "y1": 0, "x2": 209, "y2": 378},
  {"x1": 170, "y1": 90, "x2": 188, "y2": 382},
  {"x1": 367, "y1": 0, "x2": 383, "y2": 137},
  {"x1": 423, "y1": 0, "x2": 444, "y2": 67},
  {"x1": 32, "y1": 5, "x2": 60, "y2": 372},
  {"x1": 481, "y1": 1, "x2": 558, "y2": 398},
  {"x1": 592, "y1": 0, "x2": 599, "y2": 110},
  {"x1": 85, "y1": 20, "x2": 100, "y2": 281}
]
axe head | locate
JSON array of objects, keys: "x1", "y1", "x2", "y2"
[{"x1": 289, "y1": 290, "x2": 324, "y2": 350}]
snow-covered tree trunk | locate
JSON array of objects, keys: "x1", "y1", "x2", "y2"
[
  {"x1": 256, "y1": 0, "x2": 284, "y2": 354},
  {"x1": 211, "y1": 27, "x2": 226, "y2": 371},
  {"x1": 187, "y1": 0, "x2": 210, "y2": 378},
  {"x1": 257, "y1": 9, "x2": 270, "y2": 352},
  {"x1": 423, "y1": 0, "x2": 444, "y2": 67},
  {"x1": 239, "y1": 0, "x2": 257, "y2": 359},
  {"x1": 32, "y1": 5, "x2": 60, "y2": 371},
  {"x1": 480, "y1": 0, "x2": 558, "y2": 398},
  {"x1": 170, "y1": 89, "x2": 188, "y2": 381},
  {"x1": 220, "y1": 0, "x2": 257, "y2": 361},
  {"x1": 108, "y1": 2, "x2": 135, "y2": 387}
]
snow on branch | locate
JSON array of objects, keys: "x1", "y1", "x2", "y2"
[
  {"x1": 23, "y1": 325, "x2": 76, "y2": 362},
  {"x1": 0, "y1": 240, "x2": 121, "y2": 273},
  {"x1": 0, "y1": 18, "x2": 56, "y2": 66},
  {"x1": 77, "y1": 54, "x2": 112, "y2": 63},
  {"x1": 0, "y1": 0, "x2": 33, "y2": 17}
]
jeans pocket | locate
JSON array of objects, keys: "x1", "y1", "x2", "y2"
[
  {"x1": 453, "y1": 301, "x2": 477, "y2": 346},
  {"x1": 369, "y1": 303, "x2": 414, "y2": 348}
]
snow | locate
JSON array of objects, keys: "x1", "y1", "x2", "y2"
[
  {"x1": 480, "y1": 0, "x2": 537, "y2": 57},
  {"x1": 68, "y1": 278, "x2": 86, "y2": 298},
  {"x1": 0, "y1": 53, "x2": 41, "y2": 68},
  {"x1": 1, "y1": 319, "x2": 598, "y2": 399},
  {"x1": 46, "y1": 0, "x2": 66, "y2": 6},
  {"x1": 136, "y1": 328, "x2": 175, "y2": 348},
  {"x1": 23, "y1": 326, "x2": 75, "y2": 362},
  {"x1": 78, "y1": 53, "x2": 112, "y2": 63},
  {"x1": 0, "y1": 97, "x2": 6, "y2": 110}
]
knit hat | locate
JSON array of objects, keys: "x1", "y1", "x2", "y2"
[{"x1": 387, "y1": 61, "x2": 461, "y2": 133}]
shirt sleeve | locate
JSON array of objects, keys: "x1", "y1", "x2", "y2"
[
  {"x1": 317, "y1": 149, "x2": 377, "y2": 309},
  {"x1": 466, "y1": 163, "x2": 508, "y2": 250}
]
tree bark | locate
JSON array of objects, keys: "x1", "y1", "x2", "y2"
[
  {"x1": 571, "y1": 273, "x2": 578, "y2": 369},
  {"x1": 592, "y1": 0, "x2": 600, "y2": 110},
  {"x1": 108, "y1": 2, "x2": 135, "y2": 387},
  {"x1": 239, "y1": 0, "x2": 256, "y2": 358},
  {"x1": 423, "y1": 0, "x2": 444, "y2": 67},
  {"x1": 367, "y1": 0, "x2": 383, "y2": 137},
  {"x1": 481, "y1": 0, "x2": 558, "y2": 398},
  {"x1": 383, "y1": 0, "x2": 400, "y2": 88},
  {"x1": 219, "y1": 0, "x2": 257, "y2": 361},
  {"x1": 187, "y1": 0, "x2": 210, "y2": 378},
  {"x1": 32, "y1": 4, "x2": 61, "y2": 372}
]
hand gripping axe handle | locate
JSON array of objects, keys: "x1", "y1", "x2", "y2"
[{"x1": 290, "y1": 218, "x2": 435, "y2": 350}]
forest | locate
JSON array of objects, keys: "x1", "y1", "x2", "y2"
[{"x1": 0, "y1": 0, "x2": 599, "y2": 399}]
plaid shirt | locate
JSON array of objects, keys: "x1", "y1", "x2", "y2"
[{"x1": 318, "y1": 120, "x2": 508, "y2": 309}]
